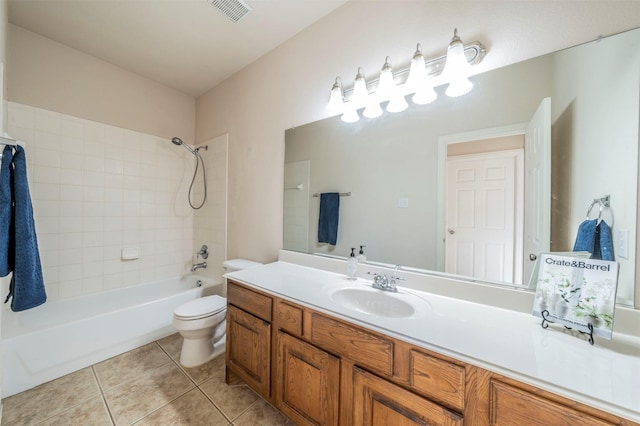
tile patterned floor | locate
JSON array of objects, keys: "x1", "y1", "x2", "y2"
[{"x1": 1, "y1": 334, "x2": 295, "y2": 425}]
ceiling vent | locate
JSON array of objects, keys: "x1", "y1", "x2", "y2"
[{"x1": 207, "y1": 0, "x2": 252, "y2": 22}]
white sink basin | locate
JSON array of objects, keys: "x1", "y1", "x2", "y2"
[{"x1": 327, "y1": 284, "x2": 430, "y2": 319}]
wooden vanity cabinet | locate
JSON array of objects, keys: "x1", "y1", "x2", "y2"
[
  {"x1": 226, "y1": 281, "x2": 273, "y2": 400},
  {"x1": 352, "y1": 366, "x2": 463, "y2": 426},
  {"x1": 276, "y1": 331, "x2": 340, "y2": 425},
  {"x1": 226, "y1": 281, "x2": 637, "y2": 426}
]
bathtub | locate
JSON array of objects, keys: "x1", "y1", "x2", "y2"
[{"x1": 1, "y1": 275, "x2": 222, "y2": 397}]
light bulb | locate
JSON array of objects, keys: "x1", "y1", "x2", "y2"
[
  {"x1": 327, "y1": 77, "x2": 344, "y2": 114},
  {"x1": 341, "y1": 105, "x2": 360, "y2": 123},
  {"x1": 350, "y1": 68, "x2": 369, "y2": 109},
  {"x1": 442, "y1": 29, "x2": 473, "y2": 97},
  {"x1": 406, "y1": 44, "x2": 437, "y2": 104}
]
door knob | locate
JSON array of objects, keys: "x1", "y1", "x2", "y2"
[
  {"x1": 529, "y1": 253, "x2": 537, "y2": 261},
  {"x1": 448, "y1": 229, "x2": 455, "y2": 235}
]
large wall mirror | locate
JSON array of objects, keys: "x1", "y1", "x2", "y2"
[{"x1": 284, "y1": 28, "x2": 639, "y2": 306}]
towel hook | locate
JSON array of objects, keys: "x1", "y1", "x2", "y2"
[{"x1": 586, "y1": 195, "x2": 610, "y2": 225}]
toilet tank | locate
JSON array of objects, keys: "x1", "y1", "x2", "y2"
[
  {"x1": 222, "y1": 259, "x2": 263, "y2": 273},
  {"x1": 222, "y1": 259, "x2": 262, "y2": 297}
]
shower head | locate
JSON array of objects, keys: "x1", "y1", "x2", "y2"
[{"x1": 170, "y1": 136, "x2": 196, "y2": 155}]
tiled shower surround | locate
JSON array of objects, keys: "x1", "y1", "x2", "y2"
[{"x1": 5, "y1": 101, "x2": 227, "y2": 302}]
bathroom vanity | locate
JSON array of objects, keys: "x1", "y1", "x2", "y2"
[{"x1": 225, "y1": 260, "x2": 640, "y2": 425}]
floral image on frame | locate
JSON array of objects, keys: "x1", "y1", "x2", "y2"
[{"x1": 532, "y1": 254, "x2": 619, "y2": 339}]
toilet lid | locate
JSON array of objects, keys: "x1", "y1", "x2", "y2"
[{"x1": 174, "y1": 295, "x2": 226, "y2": 320}]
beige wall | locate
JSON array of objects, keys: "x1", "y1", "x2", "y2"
[
  {"x1": 550, "y1": 30, "x2": 639, "y2": 304},
  {"x1": 7, "y1": 24, "x2": 195, "y2": 142},
  {"x1": 196, "y1": 1, "x2": 640, "y2": 264},
  {"x1": 1, "y1": 0, "x2": 6, "y2": 132},
  {"x1": 0, "y1": 0, "x2": 6, "y2": 407}
]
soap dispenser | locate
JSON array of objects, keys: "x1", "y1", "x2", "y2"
[
  {"x1": 346, "y1": 248, "x2": 357, "y2": 280},
  {"x1": 356, "y1": 245, "x2": 367, "y2": 263}
]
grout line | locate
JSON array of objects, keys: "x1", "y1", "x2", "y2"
[
  {"x1": 197, "y1": 383, "x2": 236, "y2": 424},
  {"x1": 154, "y1": 339, "x2": 202, "y2": 388},
  {"x1": 91, "y1": 366, "x2": 117, "y2": 425}
]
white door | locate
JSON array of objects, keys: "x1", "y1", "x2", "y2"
[
  {"x1": 446, "y1": 150, "x2": 521, "y2": 283},
  {"x1": 523, "y1": 98, "x2": 552, "y2": 286},
  {"x1": 283, "y1": 161, "x2": 310, "y2": 252}
]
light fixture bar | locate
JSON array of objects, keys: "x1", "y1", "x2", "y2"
[{"x1": 341, "y1": 41, "x2": 485, "y2": 98}]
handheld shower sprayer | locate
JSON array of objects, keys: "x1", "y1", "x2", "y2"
[{"x1": 170, "y1": 136, "x2": 208, "y2": 209}]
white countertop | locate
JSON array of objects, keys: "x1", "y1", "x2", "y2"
[{"x1": 226, "y1": 261, "x2": 640, "y2": 422}]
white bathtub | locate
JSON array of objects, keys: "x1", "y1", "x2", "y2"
[{"x1": 1, "y1": 275, "x2": 222, "y2": 397}]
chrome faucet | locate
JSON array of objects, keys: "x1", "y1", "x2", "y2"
[
  {"x1": 372, "y1": 273, "x2": 395, "y2": 292},
  {"x1": 368, "y1": 265, "x2": 405, "y2": 292},
  {"x1": 191, "y1": 261, "x2": 207, "y2": 272}
]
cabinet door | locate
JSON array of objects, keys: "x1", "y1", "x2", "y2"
[
  {"x1": 489, "y1": 380, "x2": 612, "y2": 426},
  {"x1": 353, "y1": 367, "x2": 463, "y2": 426},
  {"x1": 276, "y1": 332, "x2": 340, "y2": 426},
  {"x1": 226, "y1": 305, "x2": 271, "y2": 398}
]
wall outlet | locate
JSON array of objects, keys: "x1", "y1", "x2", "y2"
[
  {"x1": 617, "y1": 229, "x2": 629, "y2": 259},
  {"x1": 398, "y1": 198, "x2": 409, "y2": 208}
]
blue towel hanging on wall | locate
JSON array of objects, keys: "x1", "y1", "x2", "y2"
[
  {"x1": 0, "y1": 145, "x2": 14, "y2": 276},
  {"x1": 4, "y1": 146, "x2": 47, "y2": 311},
  {"x1": 573, "y1": 218, "x2": 615, "y2": 261},
  {"x1": 318, "y1": 192, "x2": 340, "y2": 245}
]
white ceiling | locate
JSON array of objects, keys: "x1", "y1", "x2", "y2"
[{"x1": 7, "y1": 0, "x2": 347, "y2": 97}]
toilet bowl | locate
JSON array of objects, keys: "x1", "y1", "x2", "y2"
[
  {"x1": 173, "y1": 258, "x2": 263, "y2": 368},
  {"x1": 172, "y1": 295, "x2": 227, "y2": 368}
]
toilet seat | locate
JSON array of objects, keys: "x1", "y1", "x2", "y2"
[{"x1": 174, "y1": 295, "x2": 226, "y2": 321}]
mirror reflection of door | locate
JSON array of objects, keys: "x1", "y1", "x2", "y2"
[
  {"x1": 523, "y1": 97, "x2": 552, "y2": 285},
  {"x1": 446, "y1": 149, "x2": 524, "y2": 283},
  {"x1": 443, "y1": 97, "x2": 551, "y2": 286}
]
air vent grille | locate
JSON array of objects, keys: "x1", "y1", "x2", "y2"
[{"x1": 207, "y1": 0, "x2": 252, "y2": 22}]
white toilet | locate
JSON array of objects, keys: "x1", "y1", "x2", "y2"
[{"x1": 172, "y1": 258, "x2": 262, "y2": 368}]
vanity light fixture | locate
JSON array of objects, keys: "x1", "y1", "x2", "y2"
[
  {"x1": 350, "y1": 68, "x2": 369, "y2": 109},
  {"x1": 442, "y1": 28, "x2": 474, "y2": 97},
  {"x1": 327, "y1": 77, "x2": 344, "y2": 114},
  {"x1": 379, "y1": 57, "x2": 408, "y2": 113},
  {"x1": 330, "y1": 29, "x2": 486, "y2": 123},
  {"x1": 405, "y1": 44, "x2": 437, "y2": 105}
]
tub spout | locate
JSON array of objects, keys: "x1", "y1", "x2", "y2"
[{"x1": 191, "y1": 261, "x2": 207, "y2": 272}]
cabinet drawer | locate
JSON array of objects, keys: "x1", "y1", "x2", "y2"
[
  {"x1": 410, "y1": 350, "x2": 466, "y2": 411},
  {"x1": 489, "y1": 380, "x2": 611, "y2": 426},
  {"x1": 310, "y1": 313, "x2": 393, "y2": 376},
  {"x1": 276, "y1": 300, "x2": 303, "y2": 337},
  {"x1": 227, "y1": 281, "x2": 272, "y2": 322}
]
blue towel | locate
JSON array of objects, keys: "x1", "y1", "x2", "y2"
[
  {"x1": 573, "y1": 219, "x2": 597, "y2": 254},
  {"x1": 573, "y1": 218, "x2": 615, "y2": 261},
  {"x1": 318, "y1": 192, "x2": 340, "y2": 245},
  {"x1": 593, "y1": 220, "x2": 615, "y2": 261},
  {"x1": 4, "y1": 146, "x2": 46, "y2": 311},
  {"x1": 1, "y1": 146, "x2": 14, "y2": 276}
]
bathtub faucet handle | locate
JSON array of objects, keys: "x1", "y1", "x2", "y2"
[{"x1": 197, "y1": 245, "x2": 209, "y2": 260}]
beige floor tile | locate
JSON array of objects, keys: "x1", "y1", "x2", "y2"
[
  {"x1": 134, "y1": 388, "x2": 229, "y2": 426},
  {"x1": 103, "y1": 362, "x2": 194, "y2": 425},
  {"x1": 94, "y1": 342, "x2": 172, "y2": 390},
  {"x1": 156, "y1": 333, "x2": 183, "y2": 360},
  {"x1": 200, "y1": 381, "x2": 259, "y2": 422},
  {"x1": 233, "y1": 398, "x2": 295, "y2": 426},
  {"x1": 1, "y1": 367, "x2": 101, "y2": 425},
  {"x1": 35, "y1": 396, "x2": 113, "y2": 426},
  {"x1": 181, "y1": 352, "x2": 226, "y2": 385}
]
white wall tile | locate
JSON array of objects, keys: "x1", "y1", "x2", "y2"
[{"x1": 8, "y1": 102, "x2": 227, "y2": 301}]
